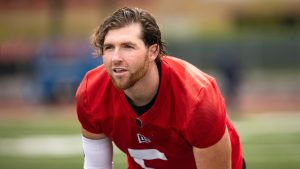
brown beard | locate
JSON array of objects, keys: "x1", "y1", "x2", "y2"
[{"x1": 109, "y1": 54, "x2": 150, "y2": 90}]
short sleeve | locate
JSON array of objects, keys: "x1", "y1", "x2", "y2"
[
  {"x1": 184, "y1": 79, "x2": 226, "y2": 148},
  {"x1": 76, "y1": 75, "x2": 102, "y2": 134}
]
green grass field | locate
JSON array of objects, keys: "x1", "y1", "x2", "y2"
[{"x1": 0, "y1": 106, "x2": 299, "y2": 169}]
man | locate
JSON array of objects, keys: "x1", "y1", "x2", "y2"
[{"x1": 76, "y1": 7, "x2": 245, "y2": 169}]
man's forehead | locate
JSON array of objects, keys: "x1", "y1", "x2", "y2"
[{"x1": 104, "y1": 23, "x2": 143, "y2": 42}]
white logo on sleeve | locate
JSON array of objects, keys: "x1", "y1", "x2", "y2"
[{"x1": 137, "y1": 133, "x2": 151, "y2": 143}]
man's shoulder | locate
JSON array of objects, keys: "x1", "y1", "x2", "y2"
[
  {"x1": 76, "y1": 64, "x2": 113, "y2": 99},
  {"x1": 162, "y1": 56, "x2": 215, "y2": 90},
  {"x1": 84, "y1": 64, "x2": 110, "y2": 85},
  {"x1": 85, "y1": 64, "x2": 107, "y2": 79}
]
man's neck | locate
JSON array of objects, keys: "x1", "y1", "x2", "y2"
[{"x1": 124, "y1": 62, "x2": 160, "y2": 106}]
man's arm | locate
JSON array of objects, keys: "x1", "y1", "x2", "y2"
[
  {"x1": 81, "y1": 128, "x2": 113, "y2": 169},
  {"x1": 82, "y1": 127, "x2": 106, "y2": 139},
  {"x1": 193, "y1": 127, "x2": 231, "y2": 169}
]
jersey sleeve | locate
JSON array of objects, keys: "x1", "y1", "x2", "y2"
[
  {"x1": 76, "y1": 74, "x2": 103, "y2": 134},
  {"x1": 184, "y1": 79, "x2": 227, "y2": 148}
]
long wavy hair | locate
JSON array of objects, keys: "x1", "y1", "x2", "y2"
[{"x1": 90, "y1": 7, "x2": 167, "y2": 63}]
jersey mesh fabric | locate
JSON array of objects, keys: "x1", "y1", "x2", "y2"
[{"x1": 76, "y1": 56, "x2": 243, "y2": 169}]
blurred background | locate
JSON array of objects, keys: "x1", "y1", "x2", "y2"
[{"x1": 0, "y1": 0, "x2": 299, "y2": 169}]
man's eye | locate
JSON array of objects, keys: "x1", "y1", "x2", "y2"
[
  {"x1": 104, "y1": 46, "x2": 113, "y2": 50},
  {"x1": 124, "y1": 45, "x2": 133, "y2": 49}
]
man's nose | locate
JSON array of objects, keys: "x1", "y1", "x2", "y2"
[{"x1": 111, "y1": 49, "x2": 122, "y2": 62}]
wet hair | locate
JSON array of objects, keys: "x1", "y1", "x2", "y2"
[{"x1": 90, "y1": 7, "x2": 166, "y2": 62}]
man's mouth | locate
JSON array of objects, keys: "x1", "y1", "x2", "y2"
[
  {"x1": 112, "y1": 68, "x2": 128, "y2": 77},
  {"x1": 113, "y1": 68, "x2": 127, "y2": 73}
]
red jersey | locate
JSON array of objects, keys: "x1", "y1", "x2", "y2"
[{"x1": 76, "y1": 56, "x2": 243, "y2": 169}]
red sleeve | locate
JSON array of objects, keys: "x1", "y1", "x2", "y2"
[
  {"x1": 184, "y1": 79, "x2": 226, "y2": 148},
  {"x1": 75, "y1": 74, "x2": 102, "y2": 134}
]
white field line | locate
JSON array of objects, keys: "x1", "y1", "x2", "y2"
[
  {"x1": 1, "y1": 131, "x2": 300, "y2": 157},
  {"x1": 1, "y1": 135, "x2": 300, "y2": 158},
  {"x1": 0, "y1": 135, "x2": 122, "y2": 156},
  {"x1": 1, "y1": 113, "x2": 300, "y2": 157},
  {"x1": 234, "y1": 113, "x2": 300, "y2": 140}
]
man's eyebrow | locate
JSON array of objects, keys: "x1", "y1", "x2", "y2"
[
  {"x1": 121, "y1": 41, "x2": 137, "y2": 46},
  {"x1": 103, "y1": 41, "x2": 139, "y2": 48},
  {"x1": 103, "y1": 42, "x2": 112, "y2": 47}
]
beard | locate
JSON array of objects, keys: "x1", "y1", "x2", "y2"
[{"x1": 108, "y1": 54, "x2": 150, "y2": 90}]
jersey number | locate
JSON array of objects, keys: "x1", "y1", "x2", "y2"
[{"x1": 128, "y1": 148, "x2": 167, "y2": 169}]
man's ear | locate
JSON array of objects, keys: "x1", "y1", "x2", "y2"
[{"x1": 148, "y1": 44, "x2": 159, "y2": 61}]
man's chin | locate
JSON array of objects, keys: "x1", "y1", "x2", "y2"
[{"x1": 112, "y1": 80, "x2": 130, "y2": 90}]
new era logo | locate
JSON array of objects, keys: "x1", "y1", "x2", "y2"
[{"x1": 137, "y1": 133, "x2": 151, "y2": 144}]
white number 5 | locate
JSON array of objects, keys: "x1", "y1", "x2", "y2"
[{"x1": 128, "y1": 148, "x2": 167, "y2": 169}]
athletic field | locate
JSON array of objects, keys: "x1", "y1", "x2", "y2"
[{"x1": 0, "y1": 105, "x2": 299, "y2": 169}]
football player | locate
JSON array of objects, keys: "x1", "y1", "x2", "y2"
[{"x1": 76, "y1": 7, "x2": 245, "y2": 169}]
